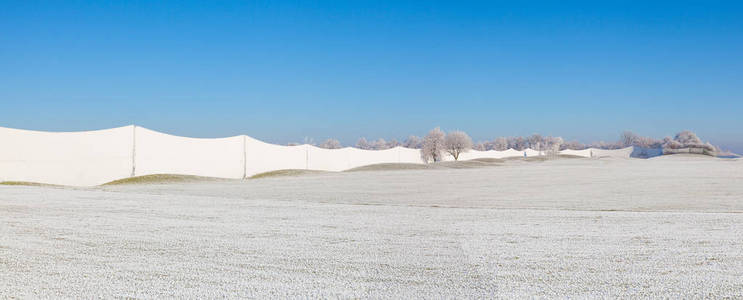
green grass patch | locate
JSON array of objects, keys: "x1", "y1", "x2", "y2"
[
  {"x1": 434, "y1": 160, "x2": 501, "y2": 169},
  {"x1": 103, "y1": 174, "x2": 226, "y2": 185},
  {"x1": 249, "y1": 169, "x2": 328, "y2": 179}
]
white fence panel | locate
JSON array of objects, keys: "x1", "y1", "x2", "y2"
[
  {"x1": 398, "y1": 147, "x2": 425, "y2": 164},
  {"x1": 0, "y1": 126, "x2": 133, "y2": 186},
  {"x1": 560, "y1": 149, "x2": 592, "y2": 157},
  {"x1": 589, "y1": 147, "x2": 633, "y2": 158},
  {"x1": 245, "y1": 137, "x2": 307, "y2": 177},
  {"x1": 307, "y1": 146, "x2": 352, "y2": 172},
  {"x1": 134, "y1": 127, "x2": 244, "y2": 179},
  {"x1": 524, "y1": 148, "x2": 541, "y2": 157},
  {"x1": 347, "y1": 147, "x2": 406, "y2": 169}
]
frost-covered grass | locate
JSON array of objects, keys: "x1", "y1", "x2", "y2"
[
  {"x1": 347, "y1": 158, "x2": 505, "y2": 172},
  {"x1": 0, "y1": 181, "x2": 60, "y2": 187},
  {"x1": 345, "y1": 163, "x2": 435, "y2": 172},
  {"x1": 1, "y1": 156, "x2": 742, "y2": 298}
]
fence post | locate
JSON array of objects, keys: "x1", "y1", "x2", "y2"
[
  {"x1": 242, "y1": 135, "x2": 247, "y2": 180},
  {"x1": 131, "y1": 125, "x2": 136, "y2": 177}
]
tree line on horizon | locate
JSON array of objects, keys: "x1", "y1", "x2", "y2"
[{"x1": 297, "y1": 129, "x2": 723, "y2": 157}]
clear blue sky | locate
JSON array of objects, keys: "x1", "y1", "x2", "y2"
[{"x1": 2, "y1": 1, "x2": 742, "y2": 152}]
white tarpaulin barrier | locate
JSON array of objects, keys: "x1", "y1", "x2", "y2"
[
  {"x1": 245, "y1": 136, "x2": 307, "y2": 176},
  {"x1": 398, "y1": 147, "x2": 425, "y2": 164},
  {"x1": 307, "y1": 146, "x2": 424, "y2": 172},
  {"x1": 0, "y1": 125, "x2": 635, "y2": 186},
  {"x1": 0, "y1": 126, "x2": 134, "y2": 186},
  {"x1": 307, "y1": 146, "x2": 354, "y2": 172},
  {"x1": 589, "y1": 147, "x2": 633, "y2": 158},
  {"x1": 524, "y1": 149, "x2": 541, "y2": 157},
  {"x1": 560, "y1": 149, "x2": 592, "y2": 157},
  {"x1": 134, "y1": 127, "x2": 245, "y2": 179},
  {"x1": 348, "y1": 147, "x2": 410, "y2": 169}
]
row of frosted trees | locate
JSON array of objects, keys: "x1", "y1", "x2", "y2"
[
  {"x1": 311, "y1": 128, "x2": 475, "y2": 162},
  {"x1": 305, "y1": 129, "x2": 721, "y2": 161}
]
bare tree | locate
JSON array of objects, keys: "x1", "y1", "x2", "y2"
[
  {"x1": 403, "y1": 135, "x2": 422, "y2": 149},
  {"x1": 421, "y1": 127, "x2": 445, "y2": 163},
  {"x1": 318, "y1": 138, "x2": 342, "y2": 149},
  {"x1": 356, "y1": 137, "x2": 372, "y2": 150},
  {"x1": 444, "y1": 131, "x2": 473, "y2": 161},
  {"x1": 473, "y1": 142, "x2": 487, "y2": 151}
]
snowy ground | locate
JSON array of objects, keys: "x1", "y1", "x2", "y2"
[{"x1": 1, "y1": 156, "x2": 742, "y2": 298}]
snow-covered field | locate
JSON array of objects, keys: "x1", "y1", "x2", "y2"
[{"x1": 1, "y1": 155, "x2": 742, "y2": 298}]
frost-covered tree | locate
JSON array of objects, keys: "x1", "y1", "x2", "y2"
[
  {"x1": 665, "y1": 130, "x2": 717, "y2": 153},
  {"x1": 674, "y1": 130, "x2": 703, "y2": 146},
  {"x1": 647, "y1": 137, "x2": 663, "y2": 148},
  {"x1": 444, "y1": 131, "x2": 473, "y2": 161},
  {"x1": 386, "y1": 139, "x2": 401, "y2": 148},
  {"x1": 635, "y1": 136, "x2": 662, "y2": 148},
  {"x1": 473, "y1": 142, "x2": 487, "y2": 151},
  {"x1": 545, "y1": 136, "x2": 564, "y2": 151},
  {"x1": 528, "y1": 134, "x2": 544, "y2": 151},
  {"x1": 590, "y1": 141, "x2": 615, "y2": 149},
  {"x1": 662, "y1": 137, "x2": 683, "y2": 149},
  {"x1": 493, "y1": 137, "x2": 508, "y2": 151},
  {"x1": 318, "y1": 138, "x2": 342, "y2": 149},
  {"x1": 704, "y1": 142, "x2": 720, "y2": 153},
  {"x1": 620, "y1": 131, "x2": 639, "y2": 147},
  {"x1": 619, "y1": 131, "x2": 662, "y2": 148},
  {"x1": 372, "y1": 138, "x2": 388, "y2": 150},
  {"x1": 562, "y1": 140, "x2": 586, "y2": 150},
  {"x1": 403, "y1": 135, "x2": 422, "y2": 149},
  {"x1": 421, "y1": 127, "x2": 445, "y2": 163},
  {"x1": 356, "y1": 137, "x2": 372, "y2": 150},
  {"x1": 508, "y1": 137, "x2": 527, "y2": 151}
]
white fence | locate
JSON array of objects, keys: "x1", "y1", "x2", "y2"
[
  {"x1": 0, "y1": 126, "x2": 134, "y2": 186},
  {"x1": 0, "y1": 125, "x2": 632, "y2": 186}
]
